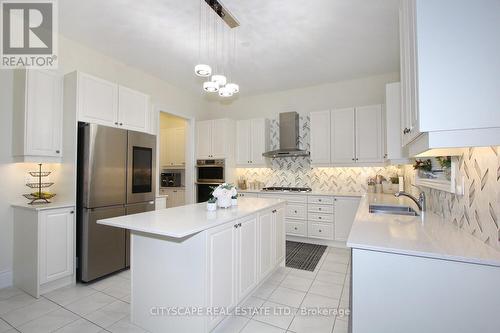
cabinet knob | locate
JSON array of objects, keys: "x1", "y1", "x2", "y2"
[
  {"x1": 115, "y1": 122, "x2": 118, "y2": 125},
  {"x1": 234, "y1": 224, "x2": 238, "y2": 229},
  {"x1": 318, "y1": 216, "x2": 322, "y2": 219},
  {"x1": 319, "y1": 208, "x2": 322, "y2": 211},
  {"x1": 238, "y1": 223, "x2": 242, "y2": 227},
  {"x1": 294, "y1": 227, "x2": 298, "y2": 230},
  {"x1": 318, "y1": 199, "x2": 322, "y2": 202},
  {"x1": 294, "y1": 210, "x2": 297, "y2": 213},
  {"x1": 55, "y1": 150, "x2": 60, "y2": 154},
  {"x1": 119, "y1": 123, "x2": 123, "y2": 126},
  {"x1": 352, "y1": 158, "x2": 355, "y2": 161},
  {"x1": 319, "y1": 229, "x2": 322, "y2": 232},
  {"x1": 70, "y1": 211, "x2": 74, "y2": 214}
]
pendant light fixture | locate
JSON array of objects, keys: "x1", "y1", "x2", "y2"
[
  {"x1": 194, "y1": 0, "x2": 240, "y2": 97},
  {"x1": 203, "y1": 81, "x2": 219, "y2": 92}
]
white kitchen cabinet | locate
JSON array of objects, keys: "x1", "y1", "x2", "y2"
[
  {"x1": 236, "y1": 120, "x2": 251, "y2": 165},
  {"x1": 68, "y1": 71, "x2": 151, "y2": 134},
  {"x1": 162, "y1": 188, "x2": 185, "y2": 208},
  {"x1": 258, "y1": 209, "x2": 274, "y2": 279},
  {"x1": 355, "y1": 105, "x2": 384, "y2": 163},
  {"x1": 196, "y1": 119, "x2": 234, "y2": 159},
  {"x1": 206, "y1": 207, "x2": 284, "y2": 331},
  {"x1": 334, "y1": 197, "x2": 360, "y2": 242},
  {"x1": 331, "y1": 108, "x2": 356, "y2": 164},
  {"x1": 12, "y1": 69, "x2": 63, "y2": 162},
  {"x1": 398, "y1": 1, "x2": 500, "y2": 153},
  {"x1": 236, "y1": 118, "x2": 270, "y2": 167},
  {"x1": 118, "y1": 86, "x2": 150, "y2": 132},
  {"x1": 330, "y1": 106, "x2": 384, "y2": 165},
  {"x1": 76, "y1": 72, "x2": 118, "y2": 127},
  {"x1": 206, "y1": 221, "x2": 238, "y2": 329},
  {"x1": 310, "y1": 110, "x2": 331, "y2": 165},
  {"x1": 399, "y1": 0, "x2": 421, "y2": 146},
  {"x1": 13, "y1": 205, "x2": 75, "y2": 298},
  {"x1": 273, "y1": 206, "x2": 285, "y2": 264},
  {"x1": 386, "y1": 82, "x2": 408, "y2": 163},
  {"x1": 160, "y1": 127, "x2": 185, "y2": 167},
  {"x1": 236, "y1": 215, "x2": 258, "y2": 299}
]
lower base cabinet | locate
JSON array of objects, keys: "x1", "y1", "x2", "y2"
[
  {"x1": 160, "y1": 188, "x2": 185, "y2": 208},
  {"x1": 13, "y1": 205, "x2": 75, "y2": 298},
  {"x1": 206, "y1": 205, "x2": 285, "y2": 331},
  {"x1": 258, "y1": 192, "x2": 360, "y2": 243}
]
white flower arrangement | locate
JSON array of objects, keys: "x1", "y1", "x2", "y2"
[{"x1": 211, "y1": 183, "x2": 237, "y2": 208}]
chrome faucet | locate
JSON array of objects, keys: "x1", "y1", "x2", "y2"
[{"x1": 394, "y1": 190, "x2": 426, "y2": 212}]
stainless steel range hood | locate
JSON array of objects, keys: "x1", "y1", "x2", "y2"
[{"x1": 263, "y1": 112, "x2": 310, "y2": 158}]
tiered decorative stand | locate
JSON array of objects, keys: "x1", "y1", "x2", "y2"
[{"x1": 23, "y1": 164, "x2": 56, "y2": 204}]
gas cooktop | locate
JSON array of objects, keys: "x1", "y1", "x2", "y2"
[{"x1": 261, "y1": 186, "x2": 312, "y2": 193}]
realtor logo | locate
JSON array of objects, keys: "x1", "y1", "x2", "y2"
[{"x1": 1, "y1": 0, "x2": 58, "y2": 68}]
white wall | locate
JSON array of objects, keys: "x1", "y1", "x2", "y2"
[
  {"x1": 203, "y1": 72, "x2": 399, "y2": 120},
  {"x1": 0, "y1": 35, "x2": 207, "y2": 287}
]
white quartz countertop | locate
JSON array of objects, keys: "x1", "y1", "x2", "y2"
[
  {"x1": 240, "y1": 189, "x2": 363, "y2": 197},
  {"x1": 347, "y1": 194, "x2": 500, "y2": 267},
  {"x1": 12, "y1": 201, "x2": 75, "y2": 211},
  {"x1": 98, "y1": 197, "x2": 285, "y2": 239}
]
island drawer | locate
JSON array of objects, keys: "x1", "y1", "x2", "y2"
[
  {"x1": 308, "y1": 222, "x2": 334, "y2": 240},
  {"x1": 286, "y1": 203, "x2": 307, "y2": 220},
  {"x1": 308, "y1": 204, "x2": 334, "y2": 214},
  {"x1": 308, "y1": 196, "x2": 334, "y2": 205},
  {"x1": 286, "y1": 220, "x2": 307, "y2": 236},
  {"x1": 308, "y1": 212, "x2": 334, "y2": 223}
]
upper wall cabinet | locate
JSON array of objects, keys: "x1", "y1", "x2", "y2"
[
  {"x1": 310, "y1": 105, "x2": 385, "y2": 167},
  {"x1": 196, "y1": 119, "x2": 235, "y2": 159},
  {"x1": 13, "y1": 69, "x2": 63, "y2": 162},
  {"x1": 399, "y1": 0, "x2": 500, "y2": 153},
  {"x1": 117, "y1": 86, "x2": 150, "y2": 132},
  {"x1": 68, "y1": 71, "x2": 151, "y2": 134},
  {"x1": 385, "y1": 82, "x2": 408, "y2": 163},
  {"x1": 309, "y1": 111, "x2": 331, "y2": 165},
  {"x1": 236, "y1": 118, "x2": 270, "y2": 167}
]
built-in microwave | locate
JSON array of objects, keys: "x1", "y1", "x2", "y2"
[{"x1": 196, "y1": 159, "x2": 225, "y2": 183}]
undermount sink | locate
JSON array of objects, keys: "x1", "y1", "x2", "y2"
[{"x1": 369, "y1": 204, "x2": 420, "y2": 217}]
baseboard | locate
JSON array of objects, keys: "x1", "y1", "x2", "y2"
[{"x1": 0, "y1": 270, "x2": 13, "y2": 289}]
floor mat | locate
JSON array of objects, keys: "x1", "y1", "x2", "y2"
[{"x1": 285, "y1": 241, "x2": 327, "y2": 271}]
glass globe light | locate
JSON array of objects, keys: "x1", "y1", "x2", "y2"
[
  {"x1": 225, "y1": 83, "x2": 239, "y2": 94},
  {"x1": 219, "y1": 86, "x2": 233, "y2": 97},
  {"x1": 195, "y1": 64, "x2": 212, "y2": 77},
  {"x1": 203, "y1": 81, "x2": 219, "y2": 93},
  {"x1": 211, "y1": 74, "x2": 227, "y2": 86}
]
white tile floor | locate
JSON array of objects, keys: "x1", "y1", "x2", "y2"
[{"x1": 0, "y1": 246, "x2": 350, "y2": 333}]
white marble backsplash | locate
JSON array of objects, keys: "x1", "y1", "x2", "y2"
[{"x1": 403, "y1": 146, "x2": 500, "y2": 251}]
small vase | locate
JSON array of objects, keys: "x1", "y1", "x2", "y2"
[
  {"x1": 207, "y1": 202, "x2": 217, "y2": 211},
  {"x1": 231, "y1": 198, "x2": 238, "y2": 206},
  {"x1": 217, "y1": 196, "x2": 232, "y2": 208}
]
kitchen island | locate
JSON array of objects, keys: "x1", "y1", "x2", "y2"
[
  {"x1": 347, "y1": 194, "x2": 500, "y2": 333},
  {"x1": 98, "y1": 197, "x2": 286, "y2": 333}
]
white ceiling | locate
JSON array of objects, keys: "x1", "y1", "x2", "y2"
[{"x1": 59, "y1": 0, "x2": 400, "y2": 96}]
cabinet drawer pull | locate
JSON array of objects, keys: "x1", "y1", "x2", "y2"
[
  {"x1": 318, "y1": 207, "x2": 322, "y2": 211},
  {"x1": 318, "y1": 216, "x2": 322, "y2": 219},
  {"x1": 319, "y1": 229, "x2": 322, "y2": 232},
  {"x1": 294, "y1": 227, "x2": 298, "y2": 230}
]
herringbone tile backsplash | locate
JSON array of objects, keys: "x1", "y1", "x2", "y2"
[
  {"x1": 404, "y1": 146, "x2": 500, "y2": 251},
  {"x1": 236, "y1": 115, "x2": 403, "y2": 193}
]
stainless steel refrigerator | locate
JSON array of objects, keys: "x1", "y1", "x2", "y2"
[{"x1": 77, "y1": 123, "x2": 156, "y2": 282}]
